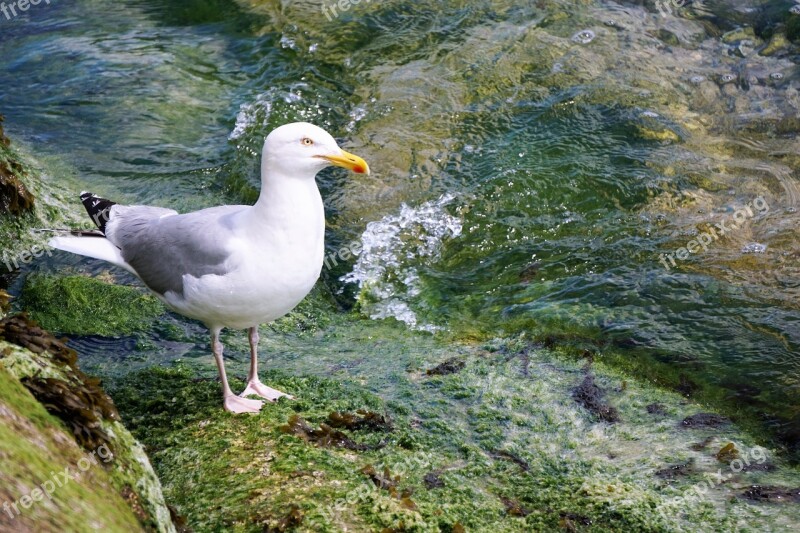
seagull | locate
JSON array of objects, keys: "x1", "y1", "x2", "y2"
[{"x1": 49, "y1": 122, "x2": 370, "y2": 413}]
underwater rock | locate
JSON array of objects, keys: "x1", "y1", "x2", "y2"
[
  {"x1": 572, "y1": 374, "x2": 620, "y2": 423},
  {"x1": 423, "y1": 472, "x2": 444, "y2": 489},
  {"x1": 681, "y1": 413, "x2": 730, "y2": 428},
  {"x1": 653, "y1": 29, "x2": 680, "y2": 46},
  {"x1": 760, "y1": 32, "x2": 790, "y2": 56},
  {"x1": 0, "y1": 115, "x2": 35, "y2": 216},
  {"x1": 722, "y1": 27, "x2": 757, "y2": 44},
  {"x1": 426, "y1": 357, "x2": 466, "y2": 375},
  {"x1": 741, "y1": 485, "x2": 800, "y2": 503},
  {"x1": 571, "y1": 29, "x2": 596, "y2": 44},
  {"x1": 655, "y1": 461, "x2": 694, "y2": 480}
]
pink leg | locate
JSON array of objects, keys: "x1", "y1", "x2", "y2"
[
  {"x1": 211, "y1": 328, "x2": 263, "y2": 414},
  {"x1": 239, "y1": 326, "x2": 294, "y2": 401}
]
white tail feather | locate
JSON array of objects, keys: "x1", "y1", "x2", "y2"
[{"x1": 48, "y1": 236, "x2": 135, "y2": 274}]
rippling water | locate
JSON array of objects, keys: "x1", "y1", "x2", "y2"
[{"x1": 1, "y1": 0, "x2": 798, "y2": 449}]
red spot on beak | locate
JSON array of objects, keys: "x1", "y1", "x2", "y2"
[{"x1": 353, "y1": 165, "x2": 365, "y2": 174}]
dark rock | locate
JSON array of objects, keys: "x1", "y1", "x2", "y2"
[
  {"x1": 572, "y1": 374, "x2": 620, "y2": 423},
  {"x1": 741, "y1": 485, "x2": 800, "y2": 503},
  {"x1": 423, "y1": 472, "x2": 444, "y2": 489},
  {"x1": 655, "y1": 461, "x2": 694, "y2": 480},
  {"x1": 0, "y1": 115, "x2": 35, "y2": 215},
  {"x1": 646, "y1": 403, "x2": 666, "y2": 415},
  {"x1": 681, "y1": 413, "x2": 730, "y2": 428},
  {"x1": 426, "y1": 357, "x2": 465, "y2": 376}
]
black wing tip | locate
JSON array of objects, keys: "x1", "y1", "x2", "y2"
[{"x1": 80, "y1": 192, "x2": 117, "y2": 234}]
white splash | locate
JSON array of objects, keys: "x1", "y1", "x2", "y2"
[
  {"x1": 228, "y1": 85, "x2": 307, "y2": 140},
  {"x1": 342, "y1": 194, "x2": 463, "y2": 331}
]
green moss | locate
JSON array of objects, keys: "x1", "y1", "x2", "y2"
[
  {"x1": 0, "y1": 366, "x2": 145, "y2": 532},
  {"x1": 0, "y1": 314, "x2": 175, "y2": 531},
  {"x1": 20, "y1": 274, "x2": 165, "y2": 336},
  {"x1": 108, "y1": 329, "x2": 800, "y2": 532}
]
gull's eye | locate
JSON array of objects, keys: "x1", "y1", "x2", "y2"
[{"x1": 301, "y1": 137, "x2": 314, "y2": 146}]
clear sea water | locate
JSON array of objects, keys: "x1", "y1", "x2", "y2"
[{"x1": 0, "y1": 0, "x2": 798, "y2": 452}]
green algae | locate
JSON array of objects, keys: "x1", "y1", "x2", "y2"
[
  {"x1": 0, "y1": 365, "x2": 145, "y2": 532},
  {"x1": 19, "y1": 274, "x2": 165, "y2": 337},
  {"x1": 0, "y1": 312, "x2": 175, "y2": 532},
  {"x1": 0, "y1": 122, "x2": 88, "y2": 264},
  {"x1": 0, "y1": 116, "x2": 35, "y2": 216},
  {"x1": 106, "y1": 325, "x2": 800, "y2": 532}
]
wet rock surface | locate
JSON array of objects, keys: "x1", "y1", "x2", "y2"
[
  {"x1": 572, "y1": 374, "x2": 620, "y2": 423},
  {"x1": 426, "y1": 357, "x2": 466, "y2": 375},
  {"x1": 681, "y1": 413, "x2": 731, "y2": 428},
  {"x1": 0, "y1": 116, "x2": 34, "y2": 216}
]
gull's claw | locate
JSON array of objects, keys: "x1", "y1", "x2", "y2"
[
  {"x1": 239, "y1": 379, "x2": 294, "y2": 402},
  {"x1": 224, "y1": 394, "x2": 264, "y2": 414}
]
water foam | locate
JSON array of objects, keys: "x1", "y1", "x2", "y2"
[{"x1": 342, "y1": 194, "x2": 462, "y2": 331}]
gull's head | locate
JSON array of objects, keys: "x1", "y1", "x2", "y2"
[{"x1": 263, "y1": 122, "x2": 370, "y2": 178}]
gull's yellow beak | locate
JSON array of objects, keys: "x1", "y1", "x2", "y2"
[{"x1": 317, "y1": 150, "x2": 370, "y2": 175}]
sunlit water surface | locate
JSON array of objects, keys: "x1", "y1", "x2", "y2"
[{"x1": 0, "y1": 0, "x2": 798, "y2": 451}]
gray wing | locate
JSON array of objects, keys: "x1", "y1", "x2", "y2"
[{"x1": 104, "y1": 204, "x2": 246, "y2": 296}]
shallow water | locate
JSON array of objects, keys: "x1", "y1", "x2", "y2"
[{"x1": 1, "y1": 0, "x2": 798, "y2": 452}]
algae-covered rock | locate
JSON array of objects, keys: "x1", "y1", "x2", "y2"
[
  {"x1": 0, "y1": 115, "x2": 35, "y2": 216},
  {"x1": 0, "y1": 116, "x2": 90, "y2": 264},
  {"x1": 760, "y1": 31, "x2": 790, "y2": 56},
  {"x1": 106, "y1": 329, "x2": 800, "y2": 532},
  {"x1": 0, "y1": 307, "x2": 175, "y2": 532},
  {"x1": 19, "y1": 274, "x2": 165, "y2": 337}
]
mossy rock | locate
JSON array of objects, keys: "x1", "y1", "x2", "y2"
[
  {"x1": 0, "y1": 312, "x2": 175, "y2": 531},
  {"x1": 0, "y1": 365, "x2": 147, "y2": 532},
  {"x1": 107, "y1": 332, "x2": 800, "y2": 532},
  {"x1": 0, "y1": 115, "x2": 35, "y2": 216},
  {"x1": 20, "y1": 274, "x2": 165, "y2": 337},
  {"x1": 760, "y1": 31, "x2": 790, "y2": 56}
]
